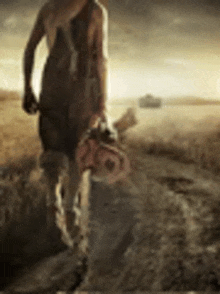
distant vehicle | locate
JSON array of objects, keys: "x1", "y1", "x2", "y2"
[{"x1": 138, "y1": 94, "x2": 162, "y2": 108}]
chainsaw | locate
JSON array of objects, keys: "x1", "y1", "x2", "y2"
[{"x1": 76, "y1": 122, "x2": 131, "y2": 184}]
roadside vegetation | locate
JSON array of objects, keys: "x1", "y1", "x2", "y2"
[{"x1": 1, "y1": 91, "x2": 220, "y2": 291}]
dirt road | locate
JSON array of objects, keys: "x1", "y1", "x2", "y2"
[
  {"x1": 1, "y1": 95, "x2": 220, "y2": 291},
  {"x1": 2, "y1": 147, "x2": 220, "y2": 292}
]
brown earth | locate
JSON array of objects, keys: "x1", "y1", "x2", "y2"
[{"x1": 1, "y1": 92, "x2": 220, "y2": 291}]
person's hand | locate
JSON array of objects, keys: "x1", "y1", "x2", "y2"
[
  {"x1": 96, "y1": 112, "x2": 118, "y2": 143},
  {"x1": 88, "y1": 110, "x2": 106, "y2": 128},
  {"x1": 97, "y1": 109, "x2": 107, "y2": 123},
  {"x1": 22, "y1": 88, "x2": 39, "y2": 115}
]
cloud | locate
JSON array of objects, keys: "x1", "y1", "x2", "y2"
[
  {"x1": 0, "y1": 0, "x2": 44, "y2": 9},
  {"x1": 0, "y1": 0, "x2": 220, "y2": 98},
  {"x1": 109, "y1": 0, "x2": 220, "y2": 59}
]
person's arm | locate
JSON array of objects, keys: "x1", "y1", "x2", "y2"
[
  {"x1": 94, "y1": 6, "x2": 108, "y2": 121},
  {"x1": 23, "y1": 6, "x2": 46, "y2": 114}
]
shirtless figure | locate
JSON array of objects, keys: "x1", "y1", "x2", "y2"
[{"x1": 22, "y1": 0, "x2": 108, "y2": 232}]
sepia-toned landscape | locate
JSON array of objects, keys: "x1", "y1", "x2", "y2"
[
  {"x1": 1, "y1": 90, "x2": 220, "y2": 291},
  {"x1": 2, "y1": 0, "x2": 220, "y2": 291}
]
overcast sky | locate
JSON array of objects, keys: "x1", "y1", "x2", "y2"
[{"x1": 1, "y1": 0, "x2": 220, "y2": 99}]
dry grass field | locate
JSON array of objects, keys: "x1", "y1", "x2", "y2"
[
  {"x1": 0, "y1": 90, "x2": 40, "y2": 164},
  {"x1": 2, "y1": 91, "x2": 220, "y2": 291}
]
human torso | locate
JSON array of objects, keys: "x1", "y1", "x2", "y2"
[{"x1": 40, "y1": 0, "x2": 99, "y2": 114}]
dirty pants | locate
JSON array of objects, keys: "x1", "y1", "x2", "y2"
[{"x1": 38, "y1": 107, "x2": 90, "y2": 224}]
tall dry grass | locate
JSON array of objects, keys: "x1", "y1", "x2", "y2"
[
  {"x1": 0, "y1": 91, "x2": 40, "y2": 165},
  {"x1": 0, "y1": 91, "x2": 43, "y2": 227},
  {"x1": 2, "y1": 92, "x2": 220, "y2": 290},
  {"x1": 125, "y1": 112, "x2": 220, "y2": 174},
  {"x1": 108, "y1": 106, "x2": 220, "y2": 291}
]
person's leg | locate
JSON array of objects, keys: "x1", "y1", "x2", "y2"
[
  {"x1": 62, "y1": 157, "x2": 91, "y2": 255},
  {"x1": 39, "y1": 113, "x2": 91, "y2": 250},
  {"x1": 63, "y1": 157, "x2": 81, "y2": 239},
  {"x1": 63, "y1": 119, "x2": 91, "y2": 251},
  {"x1": 38, "y1": 114, "x2": 69, "y2": 229},
  {"x1": 39, "y1": 150, "x2": 69, "y2": 228}
]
